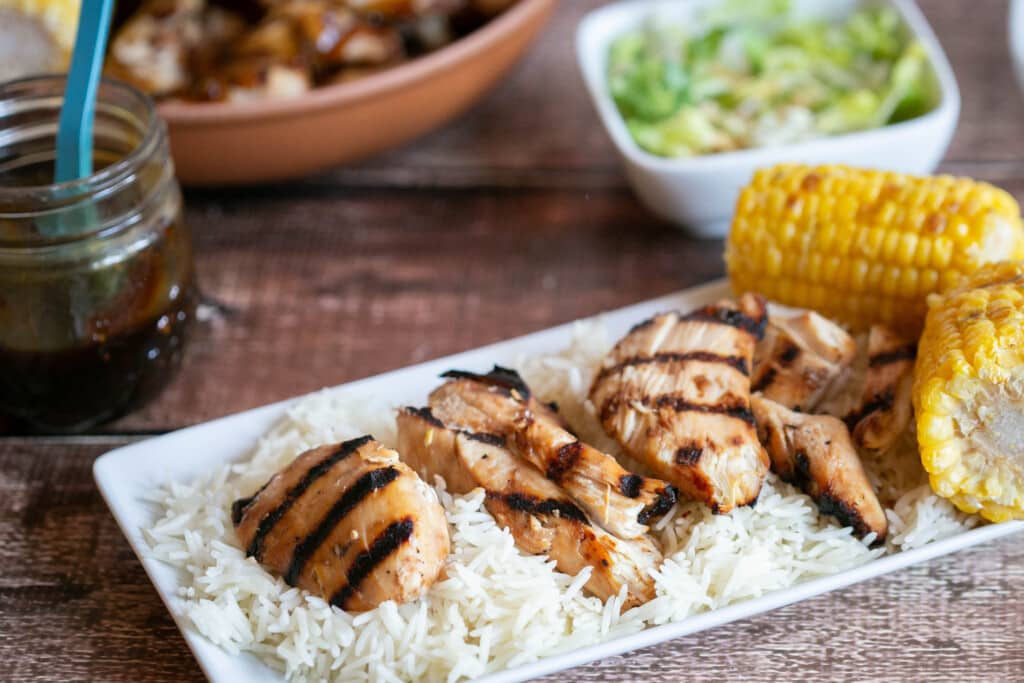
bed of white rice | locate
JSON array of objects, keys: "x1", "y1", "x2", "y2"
[{"x1": 144, "y1": 319, "x2": 979, "y2": 682}]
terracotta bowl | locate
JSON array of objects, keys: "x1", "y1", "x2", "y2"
[{"x1": 157, "y1": 0, "x2": 556, "y2": 186}]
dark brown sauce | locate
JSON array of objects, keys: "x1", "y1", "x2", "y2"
[
  {"x1": 0, "y1": 148, "x2": 195, "y2": 433},
  {"x1": 0, "y1": 286, "x2": 196, "y2": 433},
  {"x1": 242, "y1": 436, "x2": 373, "y2": 560}
]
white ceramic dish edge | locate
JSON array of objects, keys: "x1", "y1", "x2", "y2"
[
  {"x1": 576, "y1": 0, "x2": 962, "y2": 238},
  {"x1": 94, "y1": 278, "x2": 1022, "y2": 683},
  {"x1": 1011, "y1": 0, "x2": 1024, "y2": 94}
]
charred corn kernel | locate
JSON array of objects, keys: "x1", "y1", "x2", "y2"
[
  {"x1": 726, "y1": 164, "x2": 1024, "y2": 336},
  {"x1": 913, "y1": 261, "x2": 1024, "y2": 522},
  {"x1": 0, "y1": 0, "x2": 79, "y2": 81}
]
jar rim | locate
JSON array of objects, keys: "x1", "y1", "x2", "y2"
[
  {"x1": 0, "y1": 75, "x2": 170, "y2": 248},
  {"x1": 0, "y1": 74, "x2": 161, "y2": 201}
]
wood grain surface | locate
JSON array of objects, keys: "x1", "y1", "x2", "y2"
[
  {"x1": 3, "y1": 440, "x2": 1023, "y2": 682},
  {"x1": 3, "y1": 1, "x2": 1024, "y2": 681}
]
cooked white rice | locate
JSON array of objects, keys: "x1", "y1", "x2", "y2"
[{"x1": 144, "y1": 319, "x2": 978, "y2": 682}]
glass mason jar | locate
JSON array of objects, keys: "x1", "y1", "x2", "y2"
[{"x1": 0, "y1": 76, "x2": 196, "y2": 432}]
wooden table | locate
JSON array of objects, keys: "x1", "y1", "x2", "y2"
[{"x1": 4, "y1": 1, "x2": 1024, "y2": 680}]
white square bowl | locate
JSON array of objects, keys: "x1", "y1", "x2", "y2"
[{"x1": 576, "y1": 0, "x2": 961, "y2": 238}]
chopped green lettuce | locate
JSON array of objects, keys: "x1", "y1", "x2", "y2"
[{"x1": 607, "y1": 1, "x2": 937, "y2": 157}]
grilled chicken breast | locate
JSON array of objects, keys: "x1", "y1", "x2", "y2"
[
  {"x1": 752, "y1": 395, "x2": 888, "y2": 540},
  {"x1": 846, "y1": 325, "x2": 916, "y2": 452},
  {"x1": 429, "y1": 367, "x2": 675, "y2": 538},
  {"x1": 590, "y1": 294, "x2": 770, "y2": 513},
  {"x1": 396, "y1": 407, "x2": 661, "y2": 607},
  {"x1": 751, "y1": 311, "x2": 857, "y2": 412},
  {"x1": 232, "y1": 436, "x2": 450, "y2": 612}
]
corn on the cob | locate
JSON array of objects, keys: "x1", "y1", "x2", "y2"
[
  {"x1": 725, "y1": 164, "x2": 1024, "y2": 336},
  {"x1": 913, "y1": 261, "x2": 1024, "y2": 522},
  {"x1": 0, "y1": 0, "x2": 80, "y2": 82}
]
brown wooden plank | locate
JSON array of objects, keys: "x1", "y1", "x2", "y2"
[
  {"x1": 0, "y1": 438, "x2": 1021, "y2": 682},
  {"x1": 551, "y1": 530, "x2": 1024, "y2": 682},
  {"x1": 88, "y1": 187, "x2": 721, "y2": 432},
  {"x1": 0, "y1": 437, "x2": 203, "y2": 682},
  {"x1": 89, "y1": 165, "x2": 1024, "y2": 433}
]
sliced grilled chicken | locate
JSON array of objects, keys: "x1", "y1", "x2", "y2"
[
  {"x1": 232, "y1": 436, "x2": 450, "y2": 612},
  {"x1": 752, "y1": 395, "x2": 887, "y2": 540},
  {"x1": 429, "y1": 367, "x2": 675, "y2": 538},
  {"x1": 751, "y1": 311, "x2": 857, "y2": 411},
  {"x1": 396, "y1": 407, "x2": 661, "y2": 607},
  {"x1": 590, "y1": 294, "x2": 770, "y2": 513},
  {"x1": 845, "y1": 325, "x2": 916, "y2": 452}
]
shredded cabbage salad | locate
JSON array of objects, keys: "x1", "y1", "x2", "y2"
[{"x1": 607, "y1": 0, "x2": 936, "y2": 157}]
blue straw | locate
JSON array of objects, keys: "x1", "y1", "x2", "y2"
[{"x1": 55, "y1": 0, "x2": 115, "y2": 183}]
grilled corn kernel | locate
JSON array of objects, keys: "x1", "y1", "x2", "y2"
[
  {"x1": 726, "y1": 164, "x2": 1024, "y2": 336},
  {"x1": 913, "y1": 261, "x2": 1024, "y2": 522}
]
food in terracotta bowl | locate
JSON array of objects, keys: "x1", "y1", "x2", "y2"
[
  {"x1": 4, "y1": 0, "x2": 555, "y2": 185},
  {"x1": 105, "y1": 0, "x2": 519, "y2": 103},
  {"x1": 104, "y1": 0, "x2": 554, "y2": 184}
]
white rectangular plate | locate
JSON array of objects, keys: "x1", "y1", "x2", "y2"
[{"x1": 94, "y1": 278, "x2": 1024, "y2": 683}]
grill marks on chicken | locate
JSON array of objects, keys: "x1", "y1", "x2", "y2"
[
  {"x1": 232, "y1": 437, "x2": 449, "y2": 612},
  {"x1": 429, "y1": 367, "x2": 675, "y2": 538},
  {"x1": 751, "y1": 312, "x2": 857, "y2": 412},
  {"x1": 396, "y1": 407, "x2": 661, "y2": 607},
  {"x1": 591, "y1": 295, "x2": 771, "y2": 513},
  {"x1": 596, "y1": 351, "x2": 751, "y2": 383},
  {"x1": 752, "y1": 395, "x2": 888, "y2": 540},
  {"x1": 747, "y1": 312, "x2": 904, "y2": 539},
  {"x1": 845, "y1": 326, "x2": 917, "y2": 452},
  {"x1": 513, "y1": 417, "x2": 676, "y2": 530}
]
